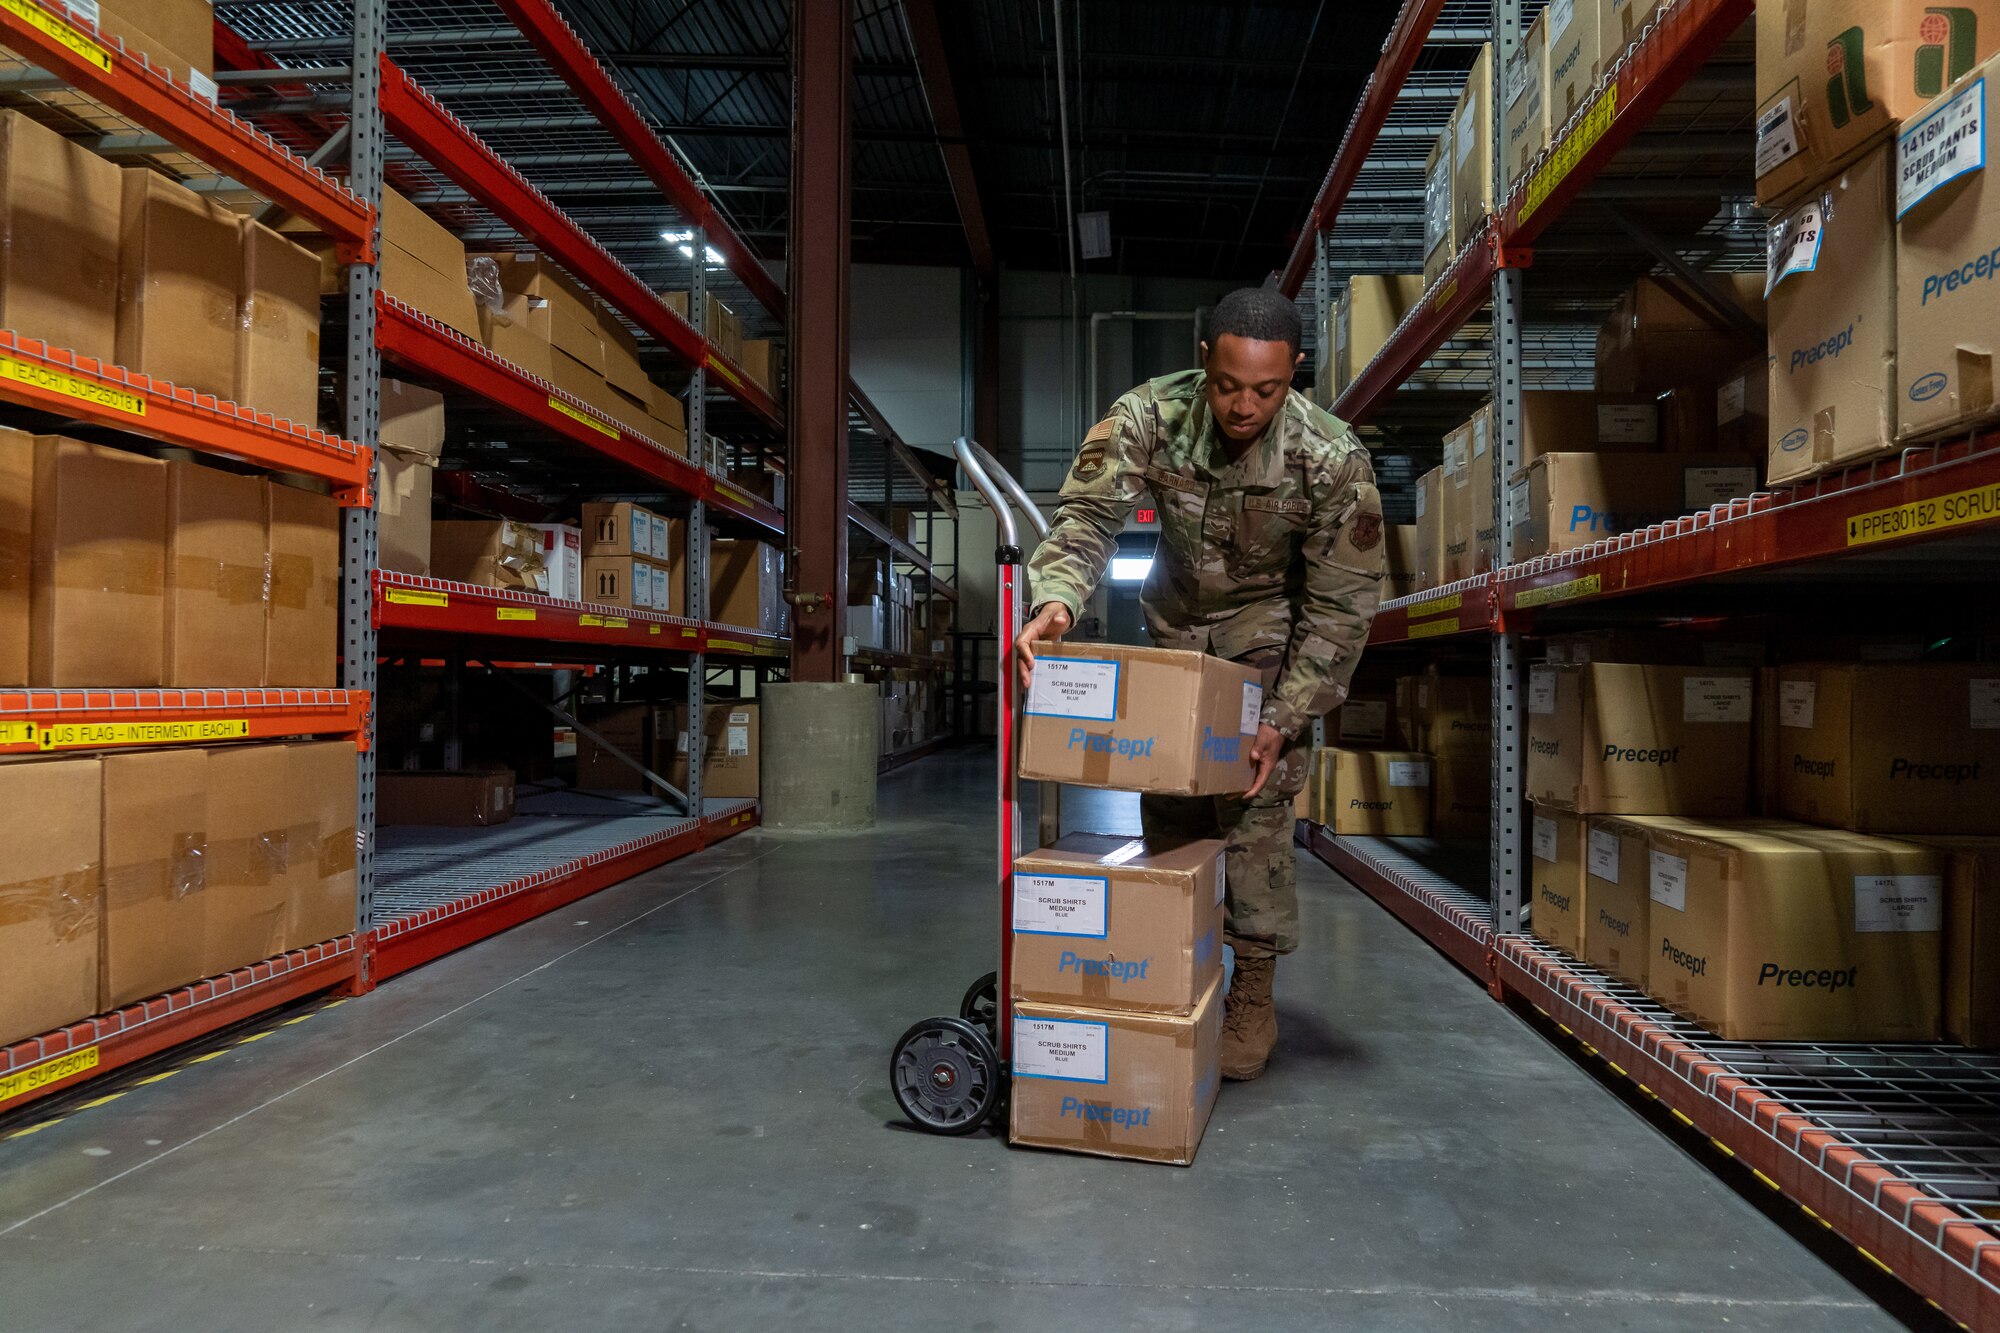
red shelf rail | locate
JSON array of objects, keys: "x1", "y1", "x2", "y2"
[
  {"x1": 375, "y1": 571, "x2": 707, "y2": 653},
  {"x1": 1367, "y1": 576, "x2": 1496, "y2": 645},
  {"x1": 702, "y1": 624, "x2": 791, "y2": 661},
  {"x1": 0, "y1": 0, "x2": 375, "y2": 258},
  {"x1": 0, "y1": 687, "x2": 370, "y2": 754},
  {"x1": 1332, "y1": 235, "x2": 1496, "y2": 425}
]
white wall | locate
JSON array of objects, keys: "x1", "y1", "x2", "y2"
[{"x1": 851, "y1": 263, "x2": 964, "y2": 451}]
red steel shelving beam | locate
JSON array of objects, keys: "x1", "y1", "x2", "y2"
[
  {"x1": 1332, "y1": 236, "x2": 1495, "y2": 425},
  {"x1": 0, "y1": 688, "x2": 370, "y2": 754},
  {"x1": 1277, "y1": 0, "x2": 1446, "y2": 298},
  {"x1": 1365, "y1": 576, "x2": 1496, "y2": 646}
]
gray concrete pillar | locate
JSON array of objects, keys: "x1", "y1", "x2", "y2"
[{"x1": 761, "y1": 681, "x2": 877, "y2": 830}]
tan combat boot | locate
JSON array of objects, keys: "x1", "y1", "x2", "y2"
[{"x1": 1219, "y1": 954, "x2": 1277, "y2": 1081}]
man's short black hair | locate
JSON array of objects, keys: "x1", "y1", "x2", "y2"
[{"x1": 1207, "y1": 285, "x2": 1302, "y2": 356}]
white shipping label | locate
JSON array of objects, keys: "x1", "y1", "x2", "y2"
[
  {"x1": 1026, "y1": 657, "x2": 1120, "y2": 721},
  {"x1": 1014, "y1": 873, "x2": 1109, "y2": 938},
  {"x1": 1766, "y1": 199, "x2": 1824, "y2": 296},
  {"x1": 1684, "y1": 467, "x2": 1758, "y2": 508},
  {"x1": 1588, "y1": 829, "x2": 1621, "y2": 884},
  {"x1": 1509, "y1": 479, "x2": 1530, "y2": 525},
  {"x1": 1215, "y1": 851, "x2": 1227, "y2": 906},
  {"x1": 1683, "y1": 676, "x2": 1752, "y2": 724},
  {"x1": 1504, "y1": 46, "x2": 1530, "y2": 108},
  {"x1": 1425, "y1": 154, "x2": 1452, "y2": 250},
  {"x1": 1597, "y1": 403, "x2": 1658, "y2": 444},
  {"x1": 1241, "y1": 681, "x2": 1264, "y2": 735},
  {"x1": 1549, "y1": 0, "x2": 1574, "y2": 39},
  {"x1": 1755, "y1": 96, "x2": 1802, "y2": 176},
  {"x1": 1013, "y1": 1015, "x2": 1109, "y2": 1083},
  {"x1": 1854, "y1": 875, "x2": 1944, "y2": 934},
  {"x1": 1717, "y1": 376, "x2": 1747, "y2": 425},
  {"x1": 676, "y1": 729, "x2": 689, "y2": 754},
  {"x1": 1389, "y1": 760, "x2": 1430, "y2": 789},
  {"x1": 1528, "y1": 667, "x2": 1558, "y2": 715},
  {"x1": 1779, "y1": 680, "x2": 1817, "y2": 729},
  {"x1": 729, "y1": 710, "x2": 750, "y2": 724},
  {"x1": 1415, "y1": 486, "x2": 1428, "y2": 518},
  {"x1": 492, "y1": 788, "x2": 507, "y2": 814},
  {"x1": 1650, "y1": 851, "x2": 1688, "y2": 912},
  {"x1": 1455, "y1": 97, "x2": 1478, "y2": 166},
  {"x1": 1898, "y1": 77, "x2": 1985, "y2": 218},
  {"x1": 188, "y1": 69, "x2": 218, "y2": 104},
  {"x1": 1339, "y1": 699, "x2": 1389, "y2": 742},
  {"x1": 1532, "y1": 815, "x2": 1558, "y2": 863},
  {"x1": 1474, "y1": 416, "x2": 1490, "y2": 458},
  {"x1": 631, "y1": 514, "x2": 654, "y2": 556},
  {"x1": 1972, "y1": 679, "x2": 2000, "y2": 730},
  {"x1": 726, "y1": 725, "x2": 750, "y2": 757}
]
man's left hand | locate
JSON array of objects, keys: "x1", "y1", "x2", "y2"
[{"x1": 1243, "y1": 723, "x2": 1285, "y2": 798}]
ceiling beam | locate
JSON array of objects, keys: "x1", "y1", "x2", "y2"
[{"x1": 900, "y1": 0, "x2": 994, "y2": 277}]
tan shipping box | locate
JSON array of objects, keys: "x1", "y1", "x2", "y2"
[
  {"x1": 1583, "y1": 814, "x2": 1663, "y2": 987},
  {"x1": 1772, "y1": 663, "x2": 2000, "y2": 834},
  {"x1": 375, "y1": 449, "x2": 433, "y2": 577},
  {"x1": 1754, "y1": 0, "x2": 2000, "y2": 208},
  {"x1": 1504, "y1": 11, "x2": 1551, "y2": 191},
  {"x1": 96, "y1": 0, "x2": 215, "y2": 83},
  {"x1": 599, "y1": 311, "x2": 654, "y2": 402},
  {"x1": 1020, "y1": 644, "x2": 1263, "y2": 796},
  {"x1": 1414, "y1": 466, "x2": 1443, "y2": 590},
  {"x1": 1332, "y1": 275, "x2": 1427, "y2": 394},
  {"x1": 379, "y1": 190, "x2": 478, "y2": 341},
  {"x1": 1423, "y1": 131, "x2": 1454, "y2": 286},
  {"x1": 1419, "y1": 665, "x2": 1492, "y2": 756},
  {"x1": 31, "y1": 437, "x2": 166, "y2": 687},
  {"x1": 1518, "y1": 390, "x2": 1661, "y2": 463},
  {"x1": 481, "y1": 293, "x2": 557, "y2": 382},
  {"x1": 101, "y1": 748, "x2": 207, "y2": 1011},
  {"x1": 1599, "y1": 0, "x2": 1659, "y2": 63},
  {"x1": 165, "y1": 460, "x2": 265, "y2": 686},
  {"x1": 1526, "y1": 663, "x2": 1754, "y2": 815},
  {"x1": 0, "y1": 110, "x2": 123, "y2": 364},
  {"x1": 1441, "y1": 405, "x2": 1496, "y2": 581},
  {"x1": 1431, "y1": 749, "x2": 1490, "y2": 842},
  {"x1": 663, "y1": 700, "x2": 761, "y2": 799},
  {"x1": 277, "y1": 741, "x2": 359, "y2": 952},
  {"x1": 432, "y1": 519, "x2": 548, "y2": 594},
  {"x1": 380, "y1": 769, "x2": 517, "y2": 828},
  {"x1": 1546, "y1": 0, "x2": 1603, "y2": 127},
  {"x1": 581, "y1": 555, "x2": 679, "y2": 613},
  {"x1": 1316, "y1": 748, "x2": 1431, "y2": 836},
  {"x1": 236, "y1": 219, "x2": 321, "y2": 427},
  {"x1": 117, "y1": 168, "x2": 238, "y2": 400},
  {"x1": 711, "y1": 538, "x2": 783, "y2": 633},
  {"x1": 1010, "y1": 969, "x2": 1222, "y2": 1167},
  {"x1": 0, "y1": 426, "x2": 31, "y2": 683},
  {"x1": 495, "y1": 255, "x2": 606, "y2": 371},
  {"x1": 738, "y1": 338, "x2": 779, "y2": 396},
  {"x1": 200, "y1": 743, "x2": 291, "y2": 977},
  {"x1": 1384, "y1": 524, "x2": 1422, "y2": 600},
  {"x1": 1904, "y1": 837, "x2": 2000, "y2": 1046},
  {"x1": 381, "y1": 378, "x2": 445, "y2": 460},
  {"x1": 577, "y1": 703, "x2": 653, "y2": 792},
  {"x1": 1451, "y1": 44, "x2": 1495, "y2": 245},
  {"x1": 582, "y1": 500, "x2": 672, "y2": 560},
  {"x1": 1767, "y1": 143, "x2": 1895, "y2": 484},
  {"x1": 1594, "y1": 277, "x2": 1765, "y2": 397},
  {"x1": 1011, "y1": 833, "x2": 1226, "y2": 1012},
  {"x1": 1643, "y1": 820, "x2": 1942, "y2": 1042},
  {"x1": 265, "y1": 482, "x2": 339, "y2": 687},
  {"x1": 1507, "y1": 451, "x2": 1759, "y2": 559},
  {"x1": 1528, "y1": 803, "x2": 1587, "y2": 955},
  {"x1": 0, "y1": 758, "x2": 101, "y2": 1047}
]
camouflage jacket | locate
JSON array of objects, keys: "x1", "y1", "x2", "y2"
[{"x1": 1027, "y1": 369, "x2": 1385, "y2": 738}]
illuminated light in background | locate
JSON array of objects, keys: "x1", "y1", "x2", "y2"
[{"x1": 1108, "y1": 557, "x2": 1153, "y2": 583}]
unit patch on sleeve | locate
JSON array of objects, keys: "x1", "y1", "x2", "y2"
[
  {"x1": 1073, "y1": 441, "x2": 1107, "y2": 481},
  {"x1": 1347, "y1": 511, "x2": 1382, "y2": 551}
]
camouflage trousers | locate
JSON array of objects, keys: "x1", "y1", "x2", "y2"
[{"x1": 1140, "y1": 727, "x2": 1311, "y2": 960}]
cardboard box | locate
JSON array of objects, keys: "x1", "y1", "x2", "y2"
[
  {"x1": 165, "y1": 460, "x2": 265, "y2": 686},
  {"x1": 280, "y1": 740, "x2": 359, "y2": 951},
  {"x1": 1431, "y1": 748, "x2": 1490, "y2": 842},
  {"x1": 481, "y1": 293, "x2": 556, "y2": 382},
  {"x1": 1451, "y1": 44, "x2": 1495, "y2": 245},
  {"x1": 1414, "y1": 466, "x2": 1443, "y2": 589},
  {"x1": 501, "y1": 255, "x2": 607, "y2": 371},
  {"x1": 379, "y1": 191, "x2": 477, "y2": 340},
  {"x1": 598, "y1": 311, "x2": 654, "y2": 403},
  {"x1": 1595, "y1": 276, "x2": 1765, "y2": 396},
  {"x1": 376, "y1": 450, "x2": 433, "y2": 577},
  {"x1": 1384, "y1": 524, "x2": 1422, "y2": 599},
  {"x1": 235, "y1": 219, "x2": 320, "y2": 426},
  {"x1": 0, "y1": 426, "x2": 32, "y2": 684},
  {"x1": 201, "y1": 743, "x2": 293, "y2": 977},
  {"x1": 1333, "y1": 695, "x2": 1393, "y2": 746},
  {"x1": 265, "y1": 481, "x2": 339, "y2": 687},
  {"x1": 666, "y1": 700, "x2": 761, "y2": 799},
  {"x1": 97, "y1": 0, "x2": 215, "y2": 83},
  {"x1": 583, "y1": 501, "x2": 666, "y2": 558},
  {"x1": 1599, "y1": 0, "x2": 1659, "y2": 65},
  {"x1": 711, "y1": 538, "x2": 782, "y2": 632},
  {"x1": 1772, "y1": 663, "x2": 2000, "y2": 834},
  {"x1": 1905, "y1": 836, "x2": 2000, "y2": 1046},
  {"x1": 1518, "y1": 390, "x2": 1661, "y2": 463},
  {"x1": 1754, "y1": 0, "x2": 2000, "y2": 208},
  {"x1": 536, "y1": 523, "x2": 583, "y2": 602},
  {"x1": 0, "y1": 757, "x2": 101, "y2": 1047},
  {"x1": 577, "y1": 703, "x2": 653, "y2": 792},
  {"x1": 663, "y1": 289, "x2": 743, "y2": 361},
  {"x1": 1526, "y1": 663, "x2": 1754, "y2": 815},
  {"x1": 381, "y1": 379, "x2": 446, "y2": 460},
  {"x1": 1545, "y1": 0, "x2": 1602, "y2": 127},
  {"x1": 1528, "y1": 803, "x2": 1587, "y2": 954},
  {"x1": 1009, "y1": 969, "x2": 1222, "y2": 1166},
  {"x1": 1583, "y1": 815, "x2": 1665, "y2": 987},
  {"x1": 1333, "y1": 275, "x2": 1428, "y2": 394},
  {"x1": 0, "y1": 109, "x2": 123, "y2": 364},
  {"x1": 1442, "y1": 406, "x2": 1496, "y2": 581},
  {"x1": 1420, "y1": 666, "x2": 1493, "y2": 756},
  {"x1": 738, "y1": 338, "x2": 779, "y2": 396},
  {"x1": 1896, "y1": 57, "x2": 2000, "y2": 439},
  {"x1": 380, "y1": 769, "x2": 517, "y2": 827},
  {"x1": 1767, "y1": 143, "x2": 1895, "y2": 483},
  {"x1": 1642, "y1": 820, "x2": 1942, "y2": 1042},
  {"x1": 1715, "y1": 355, "x2": 1770, "y2": 456},
  {"x1": 1020, "y1": 643, "x2": 1263, "y2": 796},
  {"x1": 432, "y1": 519, "x2": 548, "y2": 594},
  {"x1": 117, "y1": 168, "x2": 238, "y2": 399},
  {"x1": 31, "y1": 437, "x2": 166, "y2": 686},
  {"x1": 1504, "y1": 11, "x2": 1551, "y2": 191},
  {"x1": 1423, "y1": 131, "x2": 1454, "y2": 285},
  {"x1": 581, "y1": 555, "x2": 671, "y2": 612},
  {"x1": 1011, "y1": 832, "x2": 1225, "y2": 1012},
  {"x1": 100, "y1": 748, "x2": 207, "y2": 1010},
  {"x1": 1317, "y1": 748, "x2": 1432, "y2": 836},
  {"x1": 1508, "y1": 452, "x2": 1760, "y2": 558}
]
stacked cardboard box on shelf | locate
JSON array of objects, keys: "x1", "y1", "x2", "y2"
[
  {"x1": 1328, "y1": 275, "x2": 1427, "y2": 399},
  {"x1": 580, "y1": 501, "x2": 682, "y2": 613},
  {"x1": 376, "y1": 378, "x2": 444, "y2": 576}
]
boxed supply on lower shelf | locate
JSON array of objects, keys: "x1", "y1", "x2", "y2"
[
  {"x1": 0, "y1": 756, "x2": 102, "y2": 1048},
  {"x1": 1527, "y1": 803, "x2": 1585, "y2": 955},
  {"x1": 1011, "y1": 833, "x2": 1225, "y2": 1012},
  {"x1": 1526, "y1": 663, "x2": 1754, "y2": 816},
  {"x1": 661, "y1": 699, "x2": 761, "y2": 799},
  {"x1": 1310, "y1": 748, "x2": 1431, "y2": 836},
  {"x1": 1912, "y1": 838, "x2": 2000, "y2": 1048},
  {"x1": 1507, "y1": 452, "x2": 1760, "y2": 559},
  {"x1": 380, "y1": 769, "x2": 518, "y2": 827},
  {"x1": 430, "y1": 519, "x2": 548, "y2": 594},
  {"x1": 1009, "y1": 970, "x2": 1222, "y2": 1167},
  {"x1": 1018, "y1": 643, "x2": 1263, "y2": 796},
  {"x1": 711, "y1": 539, "x2": 783, "y2": 633}
]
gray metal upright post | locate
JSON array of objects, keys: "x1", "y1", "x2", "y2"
[
  {"x1": 684, "y1": 227, "x2": 709, "y2": 815},
  {"x1": 1489, "y1": 0, "x2": 1525, "y2": 934},
  {"x1": 344, "y1": 0, "x2": 385, "y2": 941}
]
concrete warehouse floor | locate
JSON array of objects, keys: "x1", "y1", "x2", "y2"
[{"x1": 0, "y1": 750, "x2": 1913, "y2": 1331}]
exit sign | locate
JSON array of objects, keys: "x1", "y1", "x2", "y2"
[{"x1": 1135, "y1": 507, "x2": 1157, "y2": 525}]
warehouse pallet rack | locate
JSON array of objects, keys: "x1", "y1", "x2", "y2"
[
  {"x1": 1285, "y1": 1, "x2": 2000, "y2": 1327},
  {"x1": 0, "y1": 0, "x2": 955, "y2": 1115}
]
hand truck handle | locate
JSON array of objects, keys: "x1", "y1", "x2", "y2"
[{"x1": 954, "y1": 436, "x2": 1048, "y2": 554}]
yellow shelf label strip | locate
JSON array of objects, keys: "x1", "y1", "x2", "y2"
[
  {"x1": 1406, "y1": 617, "x2": 1462, "y2": 640},
  {"x1": 1847, "y1": 479, "x2": 2000, "y2": 547},
  {"x1": 0, "y1": 1046, "x2": 100, "y2": 1109},
  {"x1": 0, "y1": 0, "x2": 112, "y2": 73},
  {"x1": 495, "y1": 607, "x2": 537, "y2": 622},
  {"x1": 39, "y1": 718, "x2": 250, "y2": 750},
  {"x1": 1402, "y1": 592, "x2": 1462, "y2": 619},
  {"x1": 0, "y1": 720, "x2": 37, "y2": 746},
  {"x1": 1515, "y1": 573, "x2": 1602, "y2": 608},
  {"x1": 386, "y1": 588, "x2": 449, "y2": 608},
  {"x1": 547, "y1": 395, "x2": 620, "y2": 440},
  {"x1": 0, "y1": 352, "x2": 144, "y2": 417},
  {"x1": 1521, "y1": 82, "x2": 1620, "y2": 223}
]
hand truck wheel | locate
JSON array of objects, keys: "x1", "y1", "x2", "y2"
[
  {"x1": 959, "y1": 971, "x2": 998, "y2": 1039},
  {"x1": 889, "y1": 1015, "x2": 1003, "y2": 1136}
]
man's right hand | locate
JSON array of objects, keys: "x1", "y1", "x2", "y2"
[{"x1": 1015, "y1": 602, "x2": 1073, "y2": 691}]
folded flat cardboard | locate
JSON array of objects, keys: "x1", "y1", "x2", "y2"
[
  {"x1": 265, "y1": 482, "x2": 339, "y2": 687},
  {"x1": 1595, "y1": 277, "x2": 1765, "y2": 396},
  {"x1": 1528, "y1": 803, "x2": 1587, "y2": 954},
  {"x1": 1509, "y1": 452, "x2": 1760, "y2": 558},
  {"x1": 0, "y1": 757, "x2": 101, "y2": 1048},
  {"x1": 100, "y1": 748, "x2": 207, "y2": 1010},
  {"x1": 1332, "y1": 275, "x2": 1427, "y2": 394},
  {"x1": 1317, "y1": 748, "x2": 1432, "y2": 836},
  {"x1": 711, "y1": 538, "x2": 782, "y2": 633},
  {"x1": 1012, "y1": 833, "x2": 1225, "y2": 1013},
  {"x1": 1423, "y1": 131, "x2": 1453, "y2": 285},
  {"x1": 1451, "y1": 44, "x2": 1495, "y2": 245},
  {"x1": 277, "y1": 741, "x2": 358, "y2": 952},
  {"x1": 1414, "y1": 466, "x2": 1443, "y2": 589},
  {"x1": 0, "y1": 109, "x2": 123, "y2": 363},
  {"x1": 1431, "y1": 748, "x2": 1490, "y2": 842},
  {"x1": 1545, "y1": 0, "x2": 1602, "y2": 127},
  {"x1": 1772, "y1": 664, "x2": 2000, "y2": 834},
  {"x1": 381, "y1": 378, "x2": 446, "y2": 460},
  {"x1": 375, "y1": 450, "x2": 433, "y2": 576},
  {"x1": 1754, "y1": 0, "x2": 2000, "y2": 208},
  {"x1": 380, "y1": 769, "x2": 517, "y2": 828},
  {"x1": 236, "y1": 219, "x2": 321, "y2": 426},
  {"x1": 1019, "y1": 643, "x2": 1263, "y2": 796},
  {"x1": 1583, "y1": 815, "x2": 1664, "y2": 987},
  {"x1": 1442, "y1": 405, "x2": 1496, "y2": 580},
  {"x1": 1905, "y1": 837, "x2": 2000, "y2": 1046},
  {"x1": 1518, "y1": 390, "x2": 1661, "y2": 463},
  {"x1": 166, "y1": 460, "x2": 265, "y2": 686},
  {"x1": 1896, "y1": 54, "x2": 2000, "y2": 439},
  {"x1": 0, "y1": 426, "x2": 31, "y2": 684},
  {"x1": 31, "y1": 437, "x2": 167, "y2": 686},
  {"x1": 1010, "y1": 969, "x2": 1222, "y2": 1166},
  {"x1": 117, "y1": 168, "x2": 238, "y2": 400},
  {"x1": 1642, "y1": 820, "x2": 1942, "y2": 1042},
  {"x1": 1527, "y1": 663, "x2": 1754, "y2": 815},
  {"x1": 1504, "y1": 10, "x2": 1550, "y2": 190},
  {"x1": 431, "y1": 519, "x2": 548, "y2": 594},
  {"x1": 200, "y1": 743, "x2": 291, "y2": 977},
  {"x1": 1767, "y1": 143, "x2": 1895, "y2": 484}
]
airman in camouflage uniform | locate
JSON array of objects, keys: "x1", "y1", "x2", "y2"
[{"x1": 1023, "y1": 334, "x2": 1385, "y2": 1080}]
